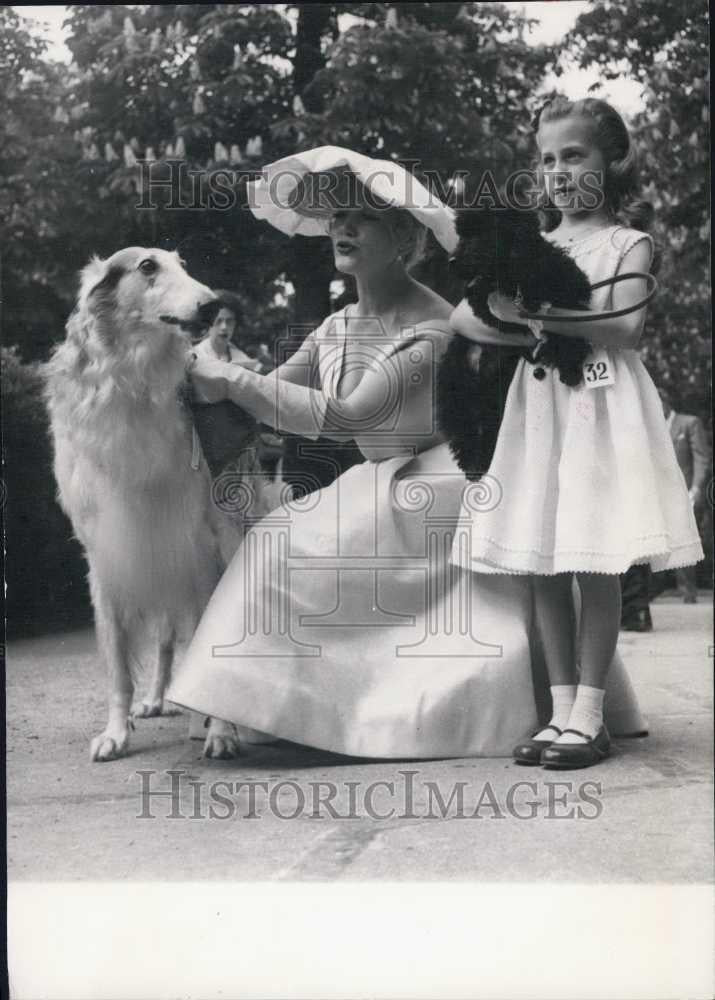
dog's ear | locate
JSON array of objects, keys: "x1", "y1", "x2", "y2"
[
  {"x1": 86, "y1": 261, "x2": 125, "y2": 301},
  {"x1": 79, "y1": 256, "x2": 106, "y2": 295},
  {"x1": 65, "y1": 258, "x2": 108, "y2": 345},
  {"x1": 511, "y1": 210, "x2": 542, "y2": 257},
  {"x1": 76, "y1": 256, "x2": 125, "y2": 346}
]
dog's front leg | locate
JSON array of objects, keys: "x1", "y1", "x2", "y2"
[
  {"x1": 204, "y1": 717, "x2": 241, "y2": 759},
  {"x1": 90, "y1": 604, "x2": 134, "y2": 762},
  {"x1": 134, "y1": 623, "x2": 181, "y2": 718}
]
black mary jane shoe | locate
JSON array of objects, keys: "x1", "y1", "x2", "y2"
[
  {"x1": 540, "y1": 726, "x2": 611, "y2": 770},
  {"x1": 512, "y1": 725, "x2": 562, "y2": 765}
]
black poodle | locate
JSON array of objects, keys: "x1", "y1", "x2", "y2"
[{"x1": 437, "y1": 206, "x2": 593, "y2": 480}]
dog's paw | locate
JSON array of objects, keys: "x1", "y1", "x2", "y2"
[
  {"x1": 89, "y1": 722, "x2": 131, "y2": 762},
  {"x1": 132, "y1": 699, "x2": 181, "y2": 719},
  {"x1": 203, "y1": 719, "x2": 241, "y2": 759}
]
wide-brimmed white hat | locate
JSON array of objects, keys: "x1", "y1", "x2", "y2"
[{"x1": 247, "y1": 145, "x2": 458, "y2": 253}]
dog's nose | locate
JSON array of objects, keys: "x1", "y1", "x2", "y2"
[{"x1": 198, "y1": 299, "x2": 221, "y2": 326}]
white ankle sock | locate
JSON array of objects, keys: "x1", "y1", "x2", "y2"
[
  {"x1": 534, "y1": 684, "x2": 576, "y2": 740},
  {"x1": 556, "y1": 685, "x2": 605, "y2": 744}
]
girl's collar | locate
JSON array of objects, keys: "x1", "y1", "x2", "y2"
[{"x1": 546, "y1": 223, "x2": 618, "y2": 249}]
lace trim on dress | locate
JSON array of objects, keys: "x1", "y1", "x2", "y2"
[
  {"x1": 543, "y1": 224, "x2": 621, "y2": 259},
  {"x1": 462, "y1": 533, "x2": 703, "y2": 575},
  {"x1": 464, "y1": 529, "x2": 689, "y2": 557},
  {"x1": 544, "y1": 225, "x2": 653, "y2": 265}
]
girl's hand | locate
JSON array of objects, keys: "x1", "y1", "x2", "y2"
[
  {"x1": 188, "y1": 355, "x2": 231, "y2": 404},
  {"x1": 487, "y1": 291, "x2": 527, "y2": 325}
]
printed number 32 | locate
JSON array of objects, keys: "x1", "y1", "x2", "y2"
[{"x1": 584, "y1": 361, "x2": 608, "y2": 383}]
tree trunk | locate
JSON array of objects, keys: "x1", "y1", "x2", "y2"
[
  {"x1": 288, "y1": 237, "x2": 332, "y2": 329},
  {"x1": 288, "y1": 3, "x2": 335, "y2": 325}
]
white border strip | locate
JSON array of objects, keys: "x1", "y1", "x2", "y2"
[{"x1": 8, "y1": 882, "x2": 715, "y2": 999}]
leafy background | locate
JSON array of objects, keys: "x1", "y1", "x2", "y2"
[{"x1": 1, "y1": 1, "x2": 710, "y2": 633}]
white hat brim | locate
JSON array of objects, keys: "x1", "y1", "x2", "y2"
[{"x1": 247, "y1": 145, "x2": 458, "y2": 253}]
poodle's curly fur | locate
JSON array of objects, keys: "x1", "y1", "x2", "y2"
[{"x1": 437, "y1": 207, "x2": 593, "y2": 480}]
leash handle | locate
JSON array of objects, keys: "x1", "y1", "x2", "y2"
[{"x1": 516, "y1": 271, "x2": 658, "y2": 323}]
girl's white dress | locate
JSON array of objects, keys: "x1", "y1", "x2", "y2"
[
  {"x1": 167, "y1": 308, "x2": 647, "y2": 758},
  {"x1": 452, "y1": 225, "x2": 704, "y2": 576}
]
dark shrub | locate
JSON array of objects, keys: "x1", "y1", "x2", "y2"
[{"x1": 2, "y1": 346, "x2": 92, "y2": 637}]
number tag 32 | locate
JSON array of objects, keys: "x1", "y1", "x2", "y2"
[{"x1": 583, "y1": 348, "x2": 615, "y2": 388}]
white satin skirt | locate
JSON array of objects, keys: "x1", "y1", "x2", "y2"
[{"x1": 167, "y1": 443, "x2": 646, "y2": 758}]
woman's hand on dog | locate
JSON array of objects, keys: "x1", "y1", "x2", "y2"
[{"x1": 187, "y1": 355, "x2": 231, "y2": 404}]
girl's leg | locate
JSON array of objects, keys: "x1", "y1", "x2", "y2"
[
  {"x1": 553, "y1": 572, "x2": 621, "y2": 745},
  {"x1": 531, "y1": 573, "x2": 578, "y2": 740}
]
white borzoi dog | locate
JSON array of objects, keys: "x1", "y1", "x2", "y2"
[{"x1": 46, "y1": 248, "x2": 277, "y2": 762}]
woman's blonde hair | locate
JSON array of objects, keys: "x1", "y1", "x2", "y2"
[{"x1": 387, "y1": 208, "x2": 428, "y2": 271}]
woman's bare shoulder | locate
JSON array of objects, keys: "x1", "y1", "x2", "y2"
[
  {"x1": 397, "y1": 290, "x2": 454, "y2": 360},
  {"x1": 405, "y1": 283, "x2": 453, "y2": 323}
]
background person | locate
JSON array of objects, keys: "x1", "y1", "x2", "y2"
[
  {"x1": 194, "y1": 289, "x2": 285, "y2": 479},
  {"x1": 657, "y1": 385, "x2": 710, "y2": 602},
  {"x1": 620, "y1": 563, "x2": 653, "y2": 632},
  {"x1": 194, "y1": 290, "x2": 261, "y2": 369}
]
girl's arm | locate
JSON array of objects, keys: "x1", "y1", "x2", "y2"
[
  {"x1": 489, "y1": 239, "x2": 655, "y2": 350},
  {"x1": 450, "y1": 297, "x2": 537, "y2": 348}
]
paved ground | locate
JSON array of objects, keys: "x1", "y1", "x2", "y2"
[{"x1": 6, "y1": 593, "x2": 713, "y2": 882}]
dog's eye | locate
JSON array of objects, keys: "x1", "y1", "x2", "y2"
[{"x1": 138, "y1": 258, "x2": 158, "y2": 276}]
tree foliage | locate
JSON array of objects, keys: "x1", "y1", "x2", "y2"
[
  {"x1": 1, "y1": 2, "x2": 710, "y2": 418},
  {"x1": 2, "y1": 3, "x2": 556, "y2": 359},
  {"x1": 566, "y1": 0, "x2": 710, "y2": 417}
]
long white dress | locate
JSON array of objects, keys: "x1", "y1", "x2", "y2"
[{"x1": 167, "y1": 307, "x2": 646, "y2": 758}]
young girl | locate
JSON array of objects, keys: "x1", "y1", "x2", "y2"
[{"x1": 452, "y1": 96, "x2": 704, "y2": 768}]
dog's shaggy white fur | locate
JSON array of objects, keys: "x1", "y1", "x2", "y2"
[{"x1": 46, "y1": 248, "x2": 275, "y2": 761}]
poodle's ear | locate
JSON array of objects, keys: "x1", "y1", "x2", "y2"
[
  {"x1": 455, "y1": 207, "x2": 483, "y2": 239},
  {"x1": 503, "y1": 207, "x2": 538, "y2": 234},
  {"x1": 515, "y1": 210, "x2": 543, "y2": 254}
]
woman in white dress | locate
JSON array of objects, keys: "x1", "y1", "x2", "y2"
[{"x1": 166, "y1": 147, "x2": 646, "y2": 759}]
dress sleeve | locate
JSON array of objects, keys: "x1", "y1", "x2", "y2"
[
  {"x1": 613, "y1": 228, "x2": 654, "y2": 273},
  {"x1": 220, "y1": 315, "x2": 451, "y2": 442},
  {"x1": 223, "y1": 321, "x2": 328, "y2": 438}
]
